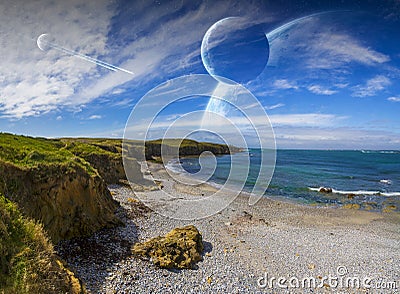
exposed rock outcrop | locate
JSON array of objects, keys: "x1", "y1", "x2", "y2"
[
  {"x1": 0, "y1": 160, "x2": 121, "y2": 243},
  {"x1": 74, "y1": 152, "x2": 126, "y2": 184},
  {"x1": 62, "y1": 140, "x2": 126, "y2": 184},
  {"x1": 132, "y1": 225, "x2": 204, "y2": 269}
]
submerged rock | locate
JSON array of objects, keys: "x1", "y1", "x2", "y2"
[
  {"x1": 343, "y1": 203, "x2": 361, "y2": 210},
  {"x1": 132, "y1": 225, "x2": 204, "y2": 269}
]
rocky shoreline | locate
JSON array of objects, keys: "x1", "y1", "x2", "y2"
[{"x1": 56, "y1": 162, "x2": 400, "y2": 293}]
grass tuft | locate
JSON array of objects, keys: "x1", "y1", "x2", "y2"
[{"x1": 0, "y1": 194, "x2": 83, "y2": 293}]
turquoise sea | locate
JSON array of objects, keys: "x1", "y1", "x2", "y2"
[{"x1": 167, "y1": 149, "x2": 400, "y2": 212}]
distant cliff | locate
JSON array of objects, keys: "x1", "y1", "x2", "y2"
[{"x1": 145, "y1": 139, "x2": 241, "y2": 160}]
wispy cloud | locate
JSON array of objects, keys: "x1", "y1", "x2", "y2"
[
  {"x1": 75, "y1": 1, "x2": 271, "y2": 108},
  {"x1": 267, "y1": 14, "x2": 390, "y2": 70},
  {"x1": 388, "y1": 96, "x2": 400, "y2": 102},
  {"x1": 274, "y1": 126, "x2": 400, "y2": 149},
  {"x1": 0, "y1": 1, "x2": 269, "y2": 119},
  {"x1": 272, "y1": 79, "x2": 298, "y2": 90},
  {"x1": 352, "y1": 75, "x2": 391, "y2": 97},
  {"x1": 88, "y1": 115, "x2": 102, "y2": 120},
  {"x1": 127, "y1": 113, "x2": 345, "y2": 133},
  {"x1": 307, "y1": 85, "x2": 337, "y2": 95},
  {"x1": 265, "y1": 103, "x2": 285, "y2": 110},
  {"x1": 306, "y1": 33, "x2": 390, "y2": 69},
  {"x1": 269, "y1": 113, "x2": 346, "y2": 127},
  {"x1": 0, "y1": 0, "x2": 116, "y2": 118}
]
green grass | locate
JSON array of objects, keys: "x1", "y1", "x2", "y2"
[
  {"x1": 60, "y1": 137, "x2": 124, "y2": 154},
  {"x1": 147, "y1": 138, "x2": 227, "y2": 149},
  {"x1": 0, "y1": 194, "x2": 75, "y2": 293},
  {"x1": 0, "y1": 133, "x2": 237, "y2": 175},
  {"x1": 62, "y1": 140, "x2": 121, "y2": 160},
  {"x1": 0, "y1": 133, "x2": 97, "y2": 176}
]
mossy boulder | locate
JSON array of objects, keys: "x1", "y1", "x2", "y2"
[{"x1": 132, "y1": 225, "x2": 204, "y2": 269}]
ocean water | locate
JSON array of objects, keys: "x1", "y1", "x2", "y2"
[{"x1": 167, "y1": 149, "x2": 400, "y2": 211}]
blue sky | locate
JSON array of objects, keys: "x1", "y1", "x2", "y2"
[{"x1": 0, "y1": 0, "x2": 399, "y2": 149}]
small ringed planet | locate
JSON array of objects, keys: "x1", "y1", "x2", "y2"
[
  {"x1": 37, "y1": 33, "x2": 50, "y2": 51},
  {"x1": 201, "y1": 17, "x2": 269, "y2": 85}
]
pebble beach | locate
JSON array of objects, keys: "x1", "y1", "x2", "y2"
[{"x1": 57, "y1": 162, "x2": 400, "y2": 293}]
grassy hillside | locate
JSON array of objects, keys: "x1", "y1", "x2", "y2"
[
  {"x1": 0, "y1": 194, "x2": 84, "y2": 293},
  {"x1": 0, "y1": 133, "x2": 122, "y2": 243},
  {"x1": 61, "y1": 138, "x2": 127, "y2": 184},
  {"x1": 0, "y1": 133, "x2": 96, "y2": 175}
]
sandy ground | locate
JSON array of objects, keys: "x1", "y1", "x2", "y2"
[{"x1": 59, "y1": 161, "x2": 400, "y2": 293}]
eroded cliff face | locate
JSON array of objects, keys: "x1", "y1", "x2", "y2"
[
  {"x1": 62, "y1": 140, "x2": 144, "y2": 185},
  {"x1": 78, "y1": 153, "x2": 127, "y2": 184},
  {"x1": 0, "y1": 161, "x2": 121, "y2": 243}
]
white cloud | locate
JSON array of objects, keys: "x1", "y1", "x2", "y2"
[
  {"x1": 111, "y1": 98, "x2": 135, "y2": 108},
  {"x1": 307, "y1": 85, "x2": 337, "y2": 95},
  {"x1": 269, "y1": 113, "x2": 346, "y2": 127},
  {"x1": 274, "y1": 126, "x2": 400, "y2": 149},
  {"x1": 306, "y1": 33, "x2": 390, "y2": 69},
  {"x1": 241, "y1": 102, "x2": 260, "y2": 110},
  {"x1": 75, "y1": 2, "x2": 271, "y2": 106},
  {"x1": 0, "y1": 0, "x2": 116, "y2": 118},
  {"x1": 265, "y1": 103, "x2": 285, "y2": 110},
  {"x1": 89, "y1": 118, "x2": 400, "y2": 150},
  {"x1": 88, "y1": 115, "x2": 102, "y2": 120},
  {"x1": 1, "y1": 1, "x2": 269, "y2": 119},
  {"x1": 126, "y1": 113, "x2": 345, "y2": 134},
  {"x1": 56, "y1": 116, "x2": 63, "y2": 121},
  {"x1": 111, "y1": 88, "x2": 125, "y2": 95},
  {"x1": 267, "y1": 15, "x2": 390, "y2": 70},
  {"x1": 388, "y1": 96, "x2": 400, "y2": 102},
  {"x1": 272, "y1": 79, "x2": 298, "y2": 90},
  {"x1": 335, "y1": 83, "x2": 349, "y2": 89},
  {"x1": 352, "y1": 75, "x2": 391, "y2": 97}
]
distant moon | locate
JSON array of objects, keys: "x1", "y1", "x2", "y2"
[
  {"x1": 37, "y1": 33, "x2": 49, "y2": 51},
  {"x1": 201, "y1": 17, "x2": 269, "y2": 84}
]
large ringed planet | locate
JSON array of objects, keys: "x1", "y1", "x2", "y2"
[
  {"x1": 201, "y1": 17, "x2": 269, "y2": 85},
  {"x1": 201, "y1": 11, "x2": 344, "y2": 84}
]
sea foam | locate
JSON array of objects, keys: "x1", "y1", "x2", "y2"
[{"x1": 308, "y1": 187, "x2": 400, "y2": 197}]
